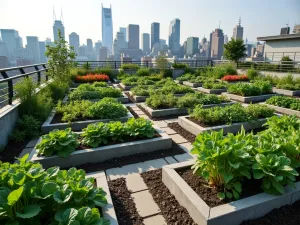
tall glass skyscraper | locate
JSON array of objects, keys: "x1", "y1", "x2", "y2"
[
  {"x1": 53, "y1": 20, "x2": 65, "y2": 41},
  {"x1": 102, "y1": 4, "x2": 113, "y2": 53},
  {"x1": 151, "y1": 22, "x2": 160, "y2": 50},
  {"x1": 169, "y1": 19, "x2": 180, "y2": 55}
]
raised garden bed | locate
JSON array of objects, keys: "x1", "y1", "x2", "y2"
[
  {"x1": 178, "y1": 116, "x2": 270, "y2": 135},
  {"x1": 273, "y1": 88, "x2": 300, "y2": 96},
  {"x1": 29, "y1": 126, "x2": 172, "y2": 168},
  {"x1": 172, "y1": 68, "x2": 185, "y2": 79},
  {"x1": 183, "y1": 81, "x2": 202, "y2": 88},
  {"x1": 162, "y1": 161, "x2": 300, "y2": 225},
  {"x1": 118, "y1": 69, "x2": 138, "y2": 75},
  {"x1": 139, "y1": 102, "x2": 235, "y2": 118},
  {"x1": 222, "y1": 93, "x2": 280, "y2": 103},
  {"x1": 71, "y1": 81, "x2": 112, "y2": 88},
  {"x1": 86, "y1": 171, "x2": 119, "y2": 225},
  {"x1": 128, "y1": 92, "x2": 186, "y2": 103},
  {"x1": 198, "y1": 87, "x2": 227, "y2": 94},
  {"x1": 41, "y1": 108, "x2": 133, "y2": 133},
  {"x1": 261, "y1": 103, "x2": 300, "y2": 117},
  {"x1": 65, "y1": 92, "x2": 129, "y2": 104}
]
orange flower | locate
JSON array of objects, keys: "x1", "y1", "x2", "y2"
[
  {"x1": 221, "y1": 75, "x2": 248, "y2": 81},
  {"x1": 75, "y1": 74, "x2": 109, "y2": 83}
]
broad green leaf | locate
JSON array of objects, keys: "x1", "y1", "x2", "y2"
[
  {"x1": 233, "y1": 182, "x2": 242, "y2": 193},
  {"x1": 262, "y1": 178, "x2": 271, "y2": 189},
  {"x1": 271, "y1": 179, "x2": 285, "y2": 194},
  {"x1": 8, "y1": 186, "x2": 23, "y2": 206},
  {"x1": 226, "y1": 192, "x2": 233, "y2": 199},
  {"x1": 42, "y1": 182, "x2": 58, "y2": 198},
  {"x1": 228, "y1": 161, "x2": 240, "y2": 169},
  {"x1": 53, "y1": 189, "x2": 73, "y2": 204},
  {"x1": 16, "y1": 204, "x2": 41, "y2": 218},
  {"x1": 47, "y1": 167, "x2": 60, "y2": 178},
  {"x1": 217, "y1": 192, "x2": 225, "y2": 200},
  {"x1": 93, "y1": 195, "x2": 108, "y2": 207},
  {"x1": 253, "y1": 170, "x2": 264, "y2": 179},
  {"x1": 224, "y1": 173, "x2": 233, "y2": 183},
  {"x1": 232, "y1": 189, "x2": 240, "y2": 199},
  {"x1": 60, "y1": 208, "x2": 78, "y2": 225},
  {"x1": 13, "y1": 173, "x2": 26, "y2": 186}
]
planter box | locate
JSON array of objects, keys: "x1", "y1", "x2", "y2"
[
  {"x1": 183, "y1": 81, "x2": 202, "y2": 88},
  {"x1": 118, "y1": 69, "x2": 138, "y2": 75},
  {"x1": 140, "y1": 102, "x2": 235, "y2": 118},
  {"x1": 41, "y1": 108, "x2": 133, "y2": 134},
  {"x1": 86, "y1": 171, "x2": 119, "y2": 225},
  {"x1": 71, "y1": 81, "x2": 112, "y2": 88},
  {"x1": 29, "y1": 126, "x2": 172, "y2": 168},
  {"x1": 222, "y1": 93, "x2": 280, "y2": 103},
  {"x1": 175, "y1": 80, "x2": 183, "y2": 84},
  {"x1": 128, "y1": 91, "x2": 148, "y2": 102},
  {"x1": 65, "y1": 92, "x2": 129, "y2": 104},
  {"x1": 172, "y1": 69, "x2": 185, "y2": 79},
  {"x1": 217, "y1": 79, "x2": 249, "y2": 84},
  {"x1": 119, "y1": 83, "x2": 136, "y2": 91},
  {"x1": 162, "y1": 161, "x2": 300, "y2": 225},
  {"x1": 273, "y1": 88, "x2": 300, "y2": 96},
  {"x1": 261, "y1": 103, "x2": 300, "y2": 117},
  {"x1": 178, "y1": 116, "x2": 268, "y2": 135},
  {"x1": 198, "y1": 87, "x2": 227, "y2": 94}
]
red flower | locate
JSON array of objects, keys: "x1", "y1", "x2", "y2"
[
  {"x1": 221, "y1": 75, "x2": 249, "y2": 82},
  {"x1": 75, "y1": 74, "x2": 109, "y2": 83}
]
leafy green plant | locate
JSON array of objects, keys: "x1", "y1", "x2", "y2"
[
  {"x1": 136, "y1": 68, "x2": 151, "y2": 76},
  {"x1": 275, "y1": 73, "x2": 300, "y2": 90},
  {"x1": 172, "y1": 62, "x2": 188, "y2": 69},
  {"x1": 92, "y1": 81, "x2": 109, "y2": 87},
  {"x1": 146, "y1": 93, "x2": 178, "y2": 109},
  {"x1": 266, "y1": 96, "x2": 300, "y2": 111},
  {"x1": 36, "y1": 128, "x2": 79, "y2": 157},
  {"x1": 131, "y1": 85, "x2": 155, "y2": 96},
  {"x1": 223, "y1": 38, "x2": 247, "y2": 63},
  {"x1": 56, "y1": 100, "x2": 93, "y2": 122},
  {"x1": 43, "y1": 80, "x2": 69, "y2": 103},
  {"x1": 122, "y1": 76, "x2": 139, "y2": 86},
  {"x1": 11, "y1": 115, "x2": 40, "y2": 142},
  {"x1": 176, "y1": 93, "x2": 228, "y2": 108},
  {"x1": 202, "y1": 82, "x2": 227, "y2": 89},
  {"x1": 125, "y1": 117, "x2": 155, "y2": 138},
  {"x1": 247, "y1": 69, "x2": 259, "y2": 80},
  {"x1": 228, "y1": 81, "x2": 272, "y2": 96},
  {"x1": 121, "y1": 64, "x2": 140, "y2": 70},
  {"x1": 0, "y1": 154, "x2": 109, "y2": 224},
  {"x1": 158, "y1": 83, "x2": 194, "y2": 95}
]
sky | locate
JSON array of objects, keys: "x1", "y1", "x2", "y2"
[{"x1": 1, "y1": 0, "x2": 300, "y2": 46}]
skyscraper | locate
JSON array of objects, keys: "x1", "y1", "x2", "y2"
[
  {"x1": 120, "y1": 27, "x2": 127, "y2": 41},
  {"x1": 69, "y1": 32, "x2": 80, "y2": 53},
  {"x1": 151, "y1": 22, "x2": 160, "y2": 50},
  {"x1": 87, "y1": 39, "x2": 93, "y2": 53},
  {"x1": 224, "y1": 35, "x2": 229, "y2": 44},
  {"x1": 116, "y1": 32, "x2": 125, "y2": 49},
  {"x1": 0, "y1": 29, "x2": 21, "y2": 61},
  {"x1": 211, "y1": 28, "x2": 224, "y2": 60},
  {"x1": 53, "y1": 20, "x2": 65, "y2": 41},
  {"x1": 95, "y1": 41, "x2": 102, "y2": 54},
  {"x1": 127, "y1": 24, "x2": 139, "y2": 49},
  {"x1": 102, "y1": 4, "x2": 113, "y2": 53},
  {"x1": 169, "y1": 19, "x2": 180, "y2": 55},
  {"x1": 233, "y1": 17, "x2": 244, "y2": 40},
  {"x1": 26, "y1": 36, "x2": 40, "y2": 63},
  {"x1": 186, "y1": 37, "x2": 199, "y2": 56},
  {"x1": 141, "y1": 33, "x2": 150, "y2": 54},
  {"x1": 39, "y1": 41, "x2": 46, "y2": 63}
]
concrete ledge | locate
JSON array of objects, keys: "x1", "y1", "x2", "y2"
[
  {"x1": 178, "y1": 116, "x2": 268, "y2": 135},
  {"x1": 183, "y1": 81, "x2": 202, "y2": 88},
  {"x1": 118, "y1": 69, "x2": 138, "y2": 75},
  {"x1": 273, "y1": 88, "x2": 300, "y2": 96},
  {"x1": 41, "y1": 108, "x2": 133, "y2": 134},
  {"x1": 198, "y1": 87, "x2": 227, "y2": 94},
  {"x1": 175, "y1": 80, "x2": 183, "y2": 84},
  {"x1": 261, "y1": 103, "x2": 300, "y2": 117},
  {"x1": 222, "y1": 93, "x2": 280, "y2": 103},
  {"x1": 162, "y1": 161, "x2": 300, "y2": 225},
  {"x1": 140, "y1": 102, "x2": 235, "y2": 118},
  {"x1": 86, "y1": 171, "x2": 119, "y2": 225},
  {"x1": 128, "y1": 91, "x2": 148, "y2": 102},
  {"x1": 119, "y1": 83, "x2": 136, "y2": 91},
  {"x1": 29, "y1": 126, "x2": 172, "y2": 168},
  {"x1": 172, "y1": 69, "x2": 185, "y2": 79}
]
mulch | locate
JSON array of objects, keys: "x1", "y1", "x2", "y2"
[
  {"x1": 108, "y1": 178, "x2": 144, "y2": 225},
  {"x1": 168, "y1": 122, "x2": 196, "y2": 143},
  {"x1": 141, "y1": 169, "x2": 197, "y2": 225},
  {"x1": 72, "y1": 142, "x2": 185, "y2": 173},
  {"x1": 0, "y1": 139, "x2": 27, "y2": 163}
]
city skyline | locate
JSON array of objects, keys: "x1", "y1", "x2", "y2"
[{"x1": 1, "y1": 0, "x2": 300, "y2": 47}]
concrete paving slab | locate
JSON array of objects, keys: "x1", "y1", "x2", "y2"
[
  {"x1": 174, "y1": 153, "x2": 194, "y2": 162},
  {"x1": 26, "y1": 138, "x2": 39, "y2": 148},
  {"x1": 132, "y1": 190, "x2": 161, "y2": 217},
  {"x1": 164, "y1": 156, "x2": 177, "y2": 164},
  {"x1": 126, "y1": 174, "x2": 148, "y2": 193},
  {"x1": 143, "y1": 215, "x2": 167, "y2": 225},
  {"x1": 160, "y1": 127, "x2": 177, "y2": 135},
  {"x1": 135, "y1": 111, "x2": 145, "y2": 115},
  {"x1": 169, "y1": 134, "x2": 188, "y2": 144},
  {"x1": 164, "y1": 118, "x2": 179, "y2": 123},
  {"x1": 140, "y1": 114, "x2": 150, "y2": 119},
  {"x1": 153, "y1": 121, "x2": 168, "y2": 128},
  {"x1": 178, "y1": 142, "x2": 193, "y2": 153}
]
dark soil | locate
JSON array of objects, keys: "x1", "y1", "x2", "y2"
[
  {"x1": 73, "y1": 142, "x2": 185, "y2": 173},
  {"x1": 241, "y1": 200, "x2": 300, "y2": 225},
  {"x1": 127, "y1": 106, "x2": 139, "y2": 119},
  {"x1": 141, "y1": 169, "x2": 197, "y2": 225},
  {"x1": 168, "y1": 122, "x2": 196, "y2": 143},
  {"x1": 0, "y1": 139, "x2": 27, "y2": 163},
  {"x1": 137, "y1": 104, "x2": 187, "y2": 121},
  {"x1": 178, "y1": 168, "x2": 262, "y2": 208},
  {"x1": 108, "y1": 178, "x2": 144, "y2": 225}
]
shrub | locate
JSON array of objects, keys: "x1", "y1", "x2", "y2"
[
  {"x1": 172, "y1": 62, "x2": 188, "y2": 69},
  {"x1": 276, "y1": 73, "x2": 300, "y2": 90},
  {"x1": 221, "y1": 75, "x2": 249, "y2": 82},
  {"x1": 121, "y1": 64, "x2": 140, "y2": 70},
  {"x1": 0, "y1": 154, "x2": 109, "y2": 224},
  {"x1": 74, "y1": 74, "x2": 109, "y2": 83},
  {"x1": 145, "y1": 93, "x2": 178, "y2": 109},
  {"x1": 56, "y1": 100, "x2": 93, "y2": 122},
  {"x1": 158, "y1": 83, "x2": 194, "y2": 94},
  {"x1": 11, "y1": 115, "x2": 40, "y2": 142},
  {"x1": 176, "y1": 93, "x2": 228, "y2": 108},
  {"x1": 212, "y1": 63, "x2": 237, "y2": 78},
  {"x1": 91, "y1": 81, "x2": 109, "y2": 87},
  {"x1": 93, "y1": 67, "x2": 115, "y2": 78},
  {"x1": 176, "y1": 73, "x2": 194, "y2": 81},
  {"x1": 136, "y1": 68, "x2": 151, "y2": 76},
  {"x1": 247, "y1": 69, "x2": 259, "y2": 80},
  {"x1": 131, "y1": 85, "x2": 155, "y2": 96},
  {"x1": 122, "y1": 76, "x2": 139, "y2": 86},
  {"x1": 228, "y1": 81, "x2": 272, "y2": 96},
  {"x1": 43, "y1": 80, "x2": 69, "y2": 102},
  {"x1": 266, "y1": 96, "x2": 300, "y2": 111},
  {"x1": 36, "y1": 128, "x2": 79, "y2": 157},
  {"x1": 202, "y1": 82, "x2": 227, "y2": 89}
]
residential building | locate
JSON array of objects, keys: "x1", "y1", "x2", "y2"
[
  {"x1": 87, "y1": 39, "x2": 93, "y2": 53},
  {"x1": 39, "y1": 41, "x2": 46, "y2": 63},
  {"x1": 246, "y1": 44, "x2": 253, "y2": 57},
  {"x1": 168, "y1": 19, "x2": 180, "y2": 55},
  {"x1": 0, "y1": 41, "x2": 9, "y2": 58},
  {"x1": 69, "y1": 32, "x2": 80, "y2": 53},
  {"x1": 26, "y1": 36, "x2": 40, "y2": 63},
  {"x1": 120, "y1": 27, "x2": 127, "y2": 42},
  {"x1": 53, "y1": 20, "x2": 65, "y2": 41},
  {"x1": 233, "y1": 17, "x2": 244, "y2": 40},
  {"x1": 210, "y1": 28, "x2": 224, "y2": 60},
  {"x1": 0, "y1": 29, "x2": 20, "y2": 61},
  {"x1": 224, "y1": 35, "x2": 229, "y2": 44},
  {"x1": 116, "y1": 32, "x2": 126, "y2": 49},
  {"x1": 127, "y1": 24, "x2": 139, "y2": 49},
  {"x1": 113, "y1": 39, "x2": 120, "y2": 60},
  {"x1": 141, "y1": 33, "x2": 150, "y2": 54},
  {"x1": 78, "y1": 45, "x2": 87, "y2": 57},
  {"x1": 186, "y1": 37, "x2": 199, "y2": 56},
  {"x1": 94, "y1": 41, "x2": 102, "y2": 59},
  {"x1": 151, "y1": 22, "x2": 160, "y2": 50},
  {"x1": 99, "y1": 46, "x2": 108, "y2": 61},
  {"x1": 293, "y1": 24, "x2": 300, "y2": 34},
  {"x1": 102, "y1": 4, "x2": 113, "y2": 53},
  {"x1": 15, "y1": 48, "x2": 33, "y2": 62},
  {"x1": 0, "y1": 56, "x2": 9, "y2": 68}
]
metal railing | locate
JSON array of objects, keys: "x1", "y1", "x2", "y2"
[{"x1": 0, "y1": 63, "x2": 48, "y2": 108}]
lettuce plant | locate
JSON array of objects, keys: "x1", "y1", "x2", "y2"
[
  {"x1": 125, "y1": 118, "x2": 155, "y2": 138},
  {"x1": 36, "y1": 128, "x2": 79, "y2": 158}
]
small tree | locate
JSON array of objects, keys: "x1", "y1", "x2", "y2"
[
  {"x1": 156, "y1": 56, "x2": 171, "y2": 77},
  {"x1": 224, "y1": 38, "x2": 247, "y2": 63},
  {"x1": 45, "y1": 30, "x2": 76, "y2": 83}
]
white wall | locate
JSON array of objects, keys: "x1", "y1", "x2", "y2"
[{"x1": 264, "y1": 39, "x2": 300, "y2": 61}]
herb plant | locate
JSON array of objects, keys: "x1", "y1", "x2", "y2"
[
  {"x1": 266, "y1": 96, "x2": 300, "y2": 111},
  {"x1": 228, "y1": 81, "x2": 272, "y2": 96}
]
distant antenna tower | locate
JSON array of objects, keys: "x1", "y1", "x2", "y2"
[
  {"x1": 60, "y1": 7, "x2": 64, "y2": 23},
  {"x1": 53, "y1": 6, "x2": 56, "y2": 21},
  {"x1": 219, "y1": 20, "x2": 221, "y2": 29}
]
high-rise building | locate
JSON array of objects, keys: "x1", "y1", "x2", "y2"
[
  {"x1": 141, "y1": 33, "x2": 150, "y2": 54},
  {"x1": 293, "y1": 24, "x2": 300, "y2": 34},
  {"x1": 94, "y1": 41, "x2": 102, "y2": 55},
  {"x1": 39, "y1": 41, "x2": 46, "y2": 63},
  {"x1": 211, "y1": 28, "x2": 224, "y2": 60},
  {"x1": 159, "y1": 39, "x2": 166, "y2": 46},
  {"x1": 53, "y1": 20, "x2": 65, "y2": 41},
  {"x1": 246, "y1": 44, "x2": 252, "y2": 57},
  {"x1": 26, "y1": 36, "x2": 40, "y2": 63},
  {"x1": 224, "y1": 35, "x2": 229, "y2": 44},
  {"x1": 232, "y1": 17, "x2": 244, "y2": 40},
  {"x1": 120, "y1": 27, "x2": 127, "y2": 42},
  {"x1": 69, "y1": 32, "x2": 80, "y2": 53},
  {"x1": 0, "y1": 29, "x2": 21, "y2": 61},
  {"x1": 0, "y1": 56, "x2": 9, "y2": 68},
  {"x1": 102, "y1": 4, "x2": 113, "y2": 53},
  {"x1": 0, "y1": 41, "x2": 9, "y2": 58},
  {"x1": 78, "y1": 45, "x2": 87, "y2": 57},
  {"x1": 116, "y1": 32, "x2": 126, "y2": 49},
  {"x1": 127, "y1": 24, "x2": 139, "y2": 49},
  {"x1": 186, "y1": 37, "x2": 199, "y2": 56},
  {"x1": 113, "y1": 39, "x2": 120, "y2": 60},
  {"x1": 151, "y1": 22, "x2": 160, "y2": 50},
  {"x1": 45, "y1": 37, "x2": 54, "y2": 47},
  {"x1": 169, "y1": 19, "x2": 180, "y2": 55},
  {"x1": 87, "y1": 39, "x2": 93, "y2": 53},
  {"x1": 99, "y1": 46, "x2": 108, "y2": 61}
]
